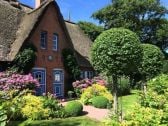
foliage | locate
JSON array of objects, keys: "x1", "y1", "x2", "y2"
[
  {"x1": 140, "y1": 74, "x2": 168, "y2": 125},
  {"x1": 21, "y1": 94, "x2": 49, "y2": 120},
  {"x1": 42, "y1": 93, "x2": 67, "y2": 118},
  {"x1": 0, "y1": 106, "x2": 7, "y2": 126},
  {"x1": 15, "y1": 117, "x2": 100, "y2": 126},
  {"x1": 140, "y1": 90, "x2": 167, "y2": 109},
  {"x1": 91, "y1": 28, "x2": 142, "y2": 114},
  {"x1": 91, "y1": 28, "x2": 142, "y2": 76},
  {"x1": 92, "y1": 0, "x2": 168, "y2": 49},
  {"x1": 72, "y1": 76, "x2": 106, "y2": 97},
  {"x1": 11, "y1": 47, "x2": 36, "y2": 73},
  {"x1": 162, "y1": 60, "x2": 168, "y2": 74},
  {"x1": 78, "y1": 21, "x2": 104, "y2": 41},
  {"x1": 122, "y1": 104, "x2": 163, "y2": 126},
  {"x1": 1, "y1": 90, "x2": 32, "y2": 122},
  {"x1": 62, "y1": 48, "x2": 80, "y2": 80},
  {"x1": 156, "y1": 20, "x2": 168, "y2": 53},
  {"x1": 118, "y1": 77, "x2": 130, "y2": 96},
  {"x1": 147, "y1": 74, "x2": 168, "y2": 95},
  {"x1": 0, "y1": 72, "x2": 39, "y2": 91},
  {"x1": 80, "y1": 84, "x2": 112, "y2": 105},
  {"x1": 92, "y1": 96, "x2": 109, "y2": 108},
  {"x1": 140, "y1": 44, "x2": 164, "y2": 80},
  {"x1": 67, "y1": 91, "x2": 74, "y2": 99},
  {"x1": 64, "y1": 101, "x2": 83, "y2": 117}
]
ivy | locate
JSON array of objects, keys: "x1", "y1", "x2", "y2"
[
  {"x1": 62, "y1": 49, "x2": 80, "y2": 80},
  {"x1": 9, "y1": 44, "x2": 37, "y2": 74}
]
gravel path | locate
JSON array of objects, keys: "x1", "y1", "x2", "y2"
[{"x1": 61, "y1": 101, "x2": 110, "y2": 121}]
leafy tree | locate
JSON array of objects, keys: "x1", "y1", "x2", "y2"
[
  {"x1": 140, "y1": 44, "x2": 164, "y2": 92},
  {"x1": 92, "y1": 0, "x2": 168, "y2": 47},
  {"x1": 78, "y1": 21, "x2": 104, "y2": 41},
  {"x1": 91, "y1": 28, "x2": 142, "y2": 114},
  {"x1": 156, "y1": 20, "x2": 168, "y2": 53}
]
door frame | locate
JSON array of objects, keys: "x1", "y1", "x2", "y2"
[
  {"x1": 53, "y1": 68, "x2": 64, "y2": 97},
  {"x1": 32, "y1": 67, "x2": 46, "y2": 94}
]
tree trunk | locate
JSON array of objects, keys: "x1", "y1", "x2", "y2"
[
  {"x1": 112, "y1": 75, "x2": 118, "y2": 115},
  {"x1": 143, "y1": 82, "x2": 147, "y2": 94}
]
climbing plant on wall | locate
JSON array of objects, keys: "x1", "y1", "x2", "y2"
[
  {"x1": 62, "y1": 48, "x2": 80, "y2": 80},
  {"x1": 9, "y1": 43, "x2": 37, "y2": 74}
]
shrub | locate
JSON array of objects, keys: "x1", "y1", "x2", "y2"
[
  {"x1": 80, "y1": 84, "x2": 112, "y2": 104},
  {"x1": 0, "y1": 106, "x2": 7, "y2": 126},
  {"x1": 140, "y1": 90, "x2": 167, "y2": 109},
  {"x1": 0, "y1": 72, "x2": 39, "y2": 91},
  {"x1": 72, "y1": 76, "x2": 106, "y2": 97},
  {"x1": 123, "y1": 104, "x2": 163, "y2": 126},
  {"x1": 140, "y1": 44, "x2": 164, "y2": 80},
  {"x1": 64, "y1": 101, "x2": 83, "y2": 117},
  {"x1": 1, "y1": 90, "x2": 32, "y2": 121},
  {"x1": 42, "y1": 93, "x2": 67, "y2": 118},
  {"x1": 147, "y1": 74, "x2": 168, "y2": 95},
  {"x1": 92, "y1": 96, "x2": 109, "y2": 108},
  {"x1": 21, "y1": 94, "x2": 49, "y2": 120}
]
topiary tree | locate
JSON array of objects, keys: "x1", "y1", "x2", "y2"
[
  {"x1": 91, "y1": 28, "x2": 142, "y2": 114},
  {"x1": 140, "y1": 44, "x2": 164, "y2": 92}
]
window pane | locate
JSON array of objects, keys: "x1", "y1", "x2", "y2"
[
  {"x1": 53, "y1": 34, "x2": 58, "y2": 50},
  {"x1": 40, "y1": 31, "x2": 47, "y2": 49}
]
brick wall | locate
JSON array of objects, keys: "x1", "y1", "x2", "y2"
[{"x1": 28, "y1": 4, "x2": 71, "y2": 95}]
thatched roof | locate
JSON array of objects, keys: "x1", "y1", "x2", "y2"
[
  {"x1": 0, "y1": 0, "x2": 25, "y2": 61},
  {"x1": 0, "y1": 0, "x2": 93, "y2": 67},
  {"x1": 65, "y1": 21, "x2": 93, "y2": 67}
]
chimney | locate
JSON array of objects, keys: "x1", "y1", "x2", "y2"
[{"x1": 35, "y1": 0, "x2": 45, "y2": 8}]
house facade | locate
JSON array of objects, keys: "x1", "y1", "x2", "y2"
[{"x1": 0, "y1": 0, "x2": 94, "y2": 97}]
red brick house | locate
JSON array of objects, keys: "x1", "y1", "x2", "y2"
[{"x1": 0, "y1": 0, "x2": 94, "y2": 96}]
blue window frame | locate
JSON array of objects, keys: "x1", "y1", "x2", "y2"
[
  {"x1": 53, "y1": 69, "x2": 64, "y2": 97},
  {"x1": 32, "y1": 68, "x2": 46, "y2": 96},
  {"x1": 53, "y1": 33, "x2": 58, "y2": 51},
  {"x1": 40, "y1": 31, "x2": 47, "y2": 49}
]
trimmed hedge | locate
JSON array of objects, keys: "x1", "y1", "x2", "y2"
[
  {"x1": 92, "y1": 96, "x2": 109, "y2": 108},
  {"x1": 64, "y1": 101, "x2": 83, "y2": 117}
]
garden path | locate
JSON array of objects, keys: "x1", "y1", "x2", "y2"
[{"x1": 61, "y1": 101, "x2": 110, "y2": 121}]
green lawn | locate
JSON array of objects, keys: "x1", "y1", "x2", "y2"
[
  {"x1": 8, "y1": 116, "x2": 100, "y2": 126},
  {"x1": 118, "y1": 90, "x2": 139, "y2": 114}
]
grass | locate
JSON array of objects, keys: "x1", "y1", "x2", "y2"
[
  {"x1": 118, "y1": 90, "x2": 139, "y2": 114},
  {"x1": 8, "y1": 116, "x2": 100, "y2": 126}
]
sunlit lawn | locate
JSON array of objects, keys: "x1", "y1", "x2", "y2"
[{"x1": 119, "y1": 90, "x2": 139, "y2": 114}]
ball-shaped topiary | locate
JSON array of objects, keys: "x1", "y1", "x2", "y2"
[
  {"x1": 64, "y1": 101, "x2": 83, "y2": 117},
  {"x1": 92, "y1": 96, "x2": 109, "y2": 108},
  {"x1": 91, "y1": 28, "x2": 142, "y2": 76},
  {"x1": 91, "y1": 28, "x2": 142, "y2": 113},
  {"x1": 140, "y1": 44, "x2": 164, "y2": 80}
]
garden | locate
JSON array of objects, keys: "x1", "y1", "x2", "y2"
[
  {"x1": 0, "y1": 29, "x2": 168, "y2": 126},
  {"x1": 0, "y1": 0, "x2": 168, "y2": 125}
]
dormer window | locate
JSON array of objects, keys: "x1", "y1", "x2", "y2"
[
  {"x1": 53, "y1": 33, "x2": 58, "y2": 51},
  {"x1": 40, "y1": 31, "x2": 47, "y2": 49}
]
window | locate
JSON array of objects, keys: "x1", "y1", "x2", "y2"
[
  {"x1": 80, "y1": 71, "x2": 84, "y2": 79},
  {"x1": 40, "y1": 31, "x2": 47, "y2": 49},
  {"x1": 55, "y1": 74, "x2": 61, "y2": 82},
  {"x1": 53, "y1": 33, "x2": 58, "y2": 51},
  {"x1": 81, "y1": 71, "x2": 94, "y2": 79}
]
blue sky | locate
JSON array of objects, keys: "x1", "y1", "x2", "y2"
[{"x1": 19, "y1": 0, "x2": 168, "y2": 24}]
